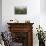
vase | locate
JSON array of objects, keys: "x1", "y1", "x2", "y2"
[{"x1": 39, "y1": 40, "x2": 45, "y2": 46}]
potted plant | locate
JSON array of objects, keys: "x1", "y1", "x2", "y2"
[{"x1": 36, "y1": 25, "x2": 45, "y2": 46}]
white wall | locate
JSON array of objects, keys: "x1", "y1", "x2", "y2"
[
  {"x1": 2, "y1": 0, "x2": 46, "y2": 46},
  {"x1": 40, "y1": 0, "x2": 46, "y2": 13},
  {"x1": 0, "y1": 0, "x2": 2, "y2": 32},
  {"x1": 2, "y1": 0, "x2": 40, "y2": 31},
  {"x1": 40, "y1": 0, "x2": 46, "y2": 31}
]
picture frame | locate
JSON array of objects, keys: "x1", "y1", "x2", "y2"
[{"x1": 14, "y1": 6, "x2": 27, "y2": 15}]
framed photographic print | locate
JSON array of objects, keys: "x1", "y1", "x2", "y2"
[{"x1": 14, "y1": 6, "x2": 27, "y2": 15}]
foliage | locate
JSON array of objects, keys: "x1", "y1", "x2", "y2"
[{"x1": 36, "y1": 25, "x2": 45, "y2": 41}]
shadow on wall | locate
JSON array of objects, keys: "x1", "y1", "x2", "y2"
[
  {"x1": 40, "y1": 0, "x2": 46, "y2": 13},
  {"x1": 0, "y1": 0, "x2": 2, "y2": 32}
]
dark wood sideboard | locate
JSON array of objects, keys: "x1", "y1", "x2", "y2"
[{"x1": 7, "y1": 23, "x2": 34, "y2": 46}]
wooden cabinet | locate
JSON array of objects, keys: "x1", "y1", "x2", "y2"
[{"x1": 7, "y1": 23, "x2": 34, "y2": 46}]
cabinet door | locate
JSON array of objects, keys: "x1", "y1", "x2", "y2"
[
  {"x1": 11, "y1": 31, "x2": 33, "y2": 46},
  {"x1": 11, "y1": 32, "x2": 28, "y2": 46}
]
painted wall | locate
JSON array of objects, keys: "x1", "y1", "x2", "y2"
[
  {"x1": 40, "y1": 0, "x2": 46, "y2": 31},
  {"x1": 40, "y1": 0, "x2": 46, "y2": 13},
  {"x1": 2, "y1": 0, "x2": 46, "y2": 46},
  {"x1": 2, "y1": 0, "x2": 40, "y2": 31},
  {"x1": 0, "y1": 0, "x2": 2, "y2": 32}
]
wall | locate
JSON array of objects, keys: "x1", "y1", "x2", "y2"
[
  {"x1": 0, "y1": 0, "x2": 2, "y2": 32},
  {"x1": 40, "y1": 0, "x2": 46, "y2": 13},
  {"x1": 2, "y1": 0, "x2": 46, "y2": 46},
  {"x1": 2, "y1": 0, "x2": 40, "y2": 31},
  {"x1": 40, "y1": 0, "x2": 46, "y2": 31}
]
